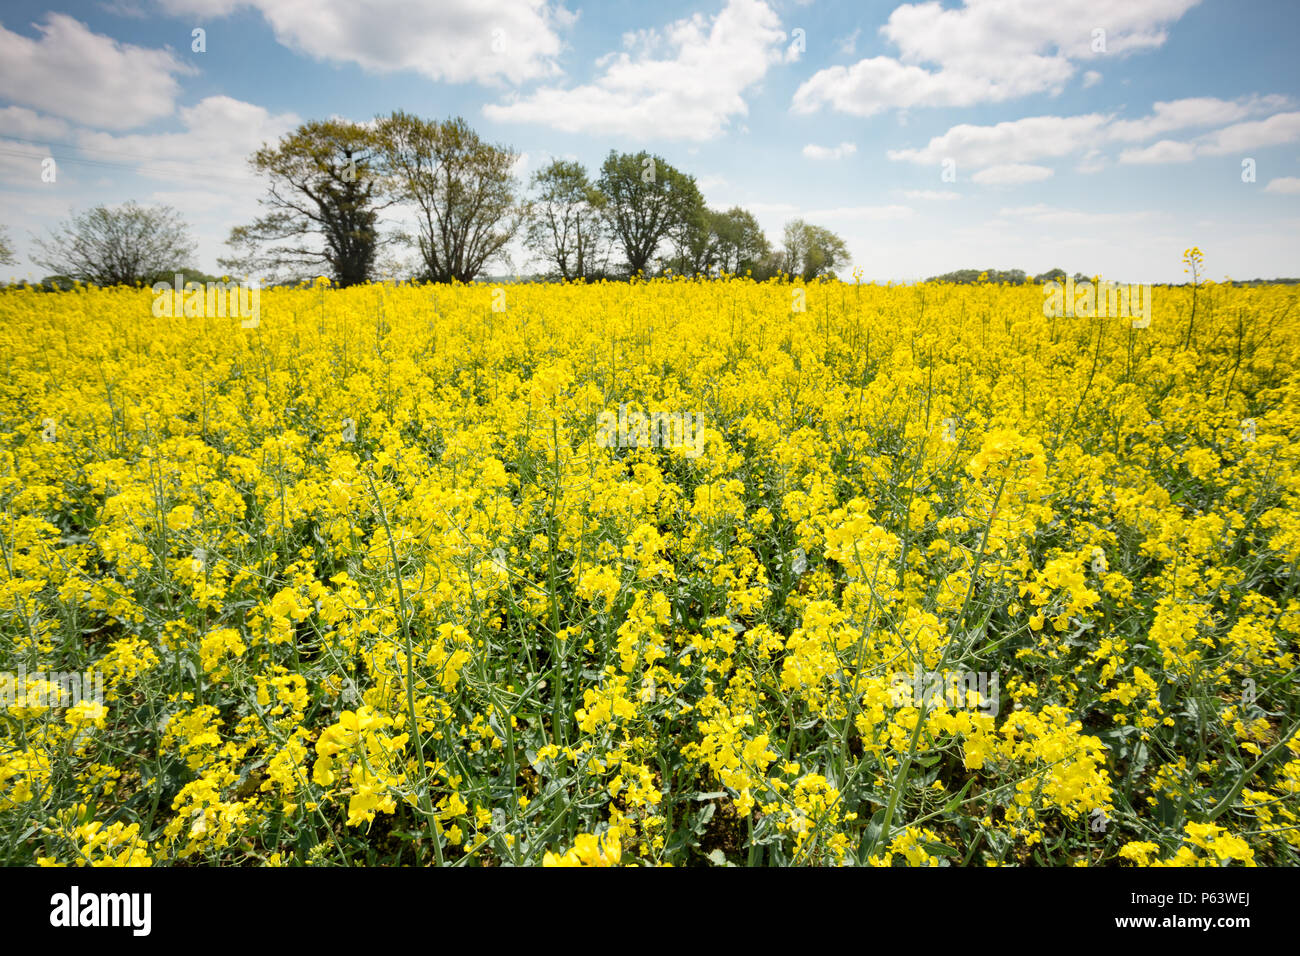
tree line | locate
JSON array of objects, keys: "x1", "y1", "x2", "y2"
[
  {"x1": 14, "y1": 115, "x2": 850, "y2": 288},
  {"x1": 925, "y1": 268, "x2": 1084, "y2": 285}
]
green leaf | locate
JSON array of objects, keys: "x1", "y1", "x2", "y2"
[
  {"x1": 922, "y1": 841, "x2": 961, "y2": 858},
  {"x1": 942, "y1": 778, "x2": 975, "y2": 813}
]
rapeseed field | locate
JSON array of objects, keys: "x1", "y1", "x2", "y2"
[{"x1": 2, "y1": 273, "x2": 1298, "y2": 867}]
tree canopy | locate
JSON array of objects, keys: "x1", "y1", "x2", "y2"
[
  {"x1": 595, "y1": 151, "x2": 704, "y2": 277},
  {"x1": 777, "y1": 219, "x2": 850, "y2": 281},
  {"x1": 220, "y1": 119, "x2": 391, "y2": 287},
  {"x1": 524, "y1": 159, "x2": 607, "y2": 281},
  {"x1": 33, "y1": 202, "x2": 197, "y2": 287},
  {"x1": 377, "y1": 113, "x2": 521, "y2": 283}
]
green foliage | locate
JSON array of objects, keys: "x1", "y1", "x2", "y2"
[
  {"x1": 220, "y1": 119, "x2": 390, "y2": 287},
  {"x1": 524, "y1": 159, "x2": 608, "y2": 281},
  {"x1": 777, "y1": 219, "x2": 850, "y2": 281},
  {"x1": 929, "y1": 268, "x2": 1033, "y2": 285},
  {"x1": 0, "y1": 226, "x2": 15, "y2": 268},
  {"x1": 596, "y1": 151, "x2": 704, "y2": 277},
  {"x1": 377, "y1": 113, "x2": 522, "y2": 284},
  {"x1": 712, "y1": 207, "x2": 772, "y2": 277}
]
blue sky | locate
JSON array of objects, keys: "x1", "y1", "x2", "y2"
[{"x1": 1, "y1": 0, "x2": 1298, "y2": 283}]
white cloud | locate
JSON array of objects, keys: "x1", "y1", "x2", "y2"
[
  {"x1": 0, "y1": 14, "x2": 195, "y2": 130},
  {"x1": 1082, "y1": 70, "x2": 1102, "y2": 88},
  {"x1": 1107, "y1": 95, "x2": 1287, "y2": 141},
  {"x1": 39, "y1": 96, "x2": 311, "y2": 274},
  {"x1": 1197, "y1": 111, "x2": 1300, "y2": 155},
  {"x1": 0, "y1": 95, "x2": 298, "y2": 277},
  {"x1": 1118, "y1": 139, "x2": 1196, "y2": 164},
  {"x1": 784, "y1": 27, "x2": 805, "y2": 64},
  {"x1": 483, "y1": 0, "x2": 788, "y2": 140},
  {"x1": 1116, "y1": 110, "x2": 1300, "y2": 162},
  {"x1": 0, "y1": 107, "x2": 71, "y2": 141},
  {"x1": 802, "y1": 142, "x2": 857, "y2": 160},
  {"x1": 1265, "y1": 177, "x2": 1300, "y2": 194},
  {"x1": 888, "y1": 114, "x2": 1111, "y2": 168},
  {"x1": 889, "y1": 97, "x2": 1297, "y2": 174},
  {"x1": 792, "y1": 0, "x2": 1199, "y2": 116},
  {"x1": 971, "y1": 163, "x2": 1053, "y2": 184},
  {"x1": 0, "y1": 139, "x2": 58, "y2": 189},
  {"x1": 1076, "y1": 149, "x2": 1108, "y2": 173},
  {"x1": 153, "y1": 0, "x2": 572, "y2": 85},
  {"x1": 71, "y1": 96, "x2": 301, "y2": 189}
]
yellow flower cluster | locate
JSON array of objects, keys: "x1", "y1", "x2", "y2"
[{"x1": 1, "y1": 274, "x2": 1297, "y2": 866}]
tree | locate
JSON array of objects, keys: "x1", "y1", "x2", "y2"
[
  {"x1": 377, "y1": 113, "x2": 521, "y2": 284},
  {"x1": 33, "y1": 202, "x2": 196, "y2": 286},
  {"x1": 0, "y1": 226, "x2": 16, "y2": 267},
  {"x1": 665, "y1": 206, "x2": 720, "y2": 277},
  {"x1": 929, "y1": 268, "x2": 1030, "y2": 284},
  {"x1": 524, "y1": 159, "x2": 607, "y2": 281},
  {"x1": 712, "y1": 207, "x2": 770, "y2": 276},
  {"x1": 661, "y1": 206, "x2": 770, "y2": 278},
  {"x1": 778, "y1": 219, "x2": 850, "y2": 280},
  {"x1": 220, "y1": 119, "x2": 390, "y2": 287},
  {"x1": 595, "y1": 151, "x2": 704, "y2": 277}
]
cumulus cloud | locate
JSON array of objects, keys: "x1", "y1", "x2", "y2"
[
  {"x1": 792, "y1": 0, "x2": 1199, "y2": 116},
  {"x1": 153, "y1": 0, "x2": 573, "y2": 85},
  {"x1": 888, "y1": 96, "x2": 1297, "y2": 175},
  {"x1": 0, "y1": 14, "x2": 195, "y2": 130},
  {"x1": 1196, "y1": 111, "x2": 1300, "y2": 155},
  {"x1": 888, "y1": 114, "x2": 1111, "y2": 168},
  {"x1": 1115, "y1": 110, "x2": 1300, "y2": 163},
  {"x1": 71, "y1": 96, "x2": 301, "y2": 189},
  {"x1": 1264, "y1": 177, "x2": 1300, "y2": 194},
  {"x1": 483, "y1": 0, "x2": 788, "y2": 140},
  {"x1": 1117, "y1": 139, "x2": 1197, "y2": 164},
  {"x1": 0, "y1": 106, "x2": 72, "y2": 141},
  {"x1": 802, "y1": 142, "x2": 857, "y2": 160},
  {"x1": 1107, "y1": 95, "x2": 1288, "y2": 141}
]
